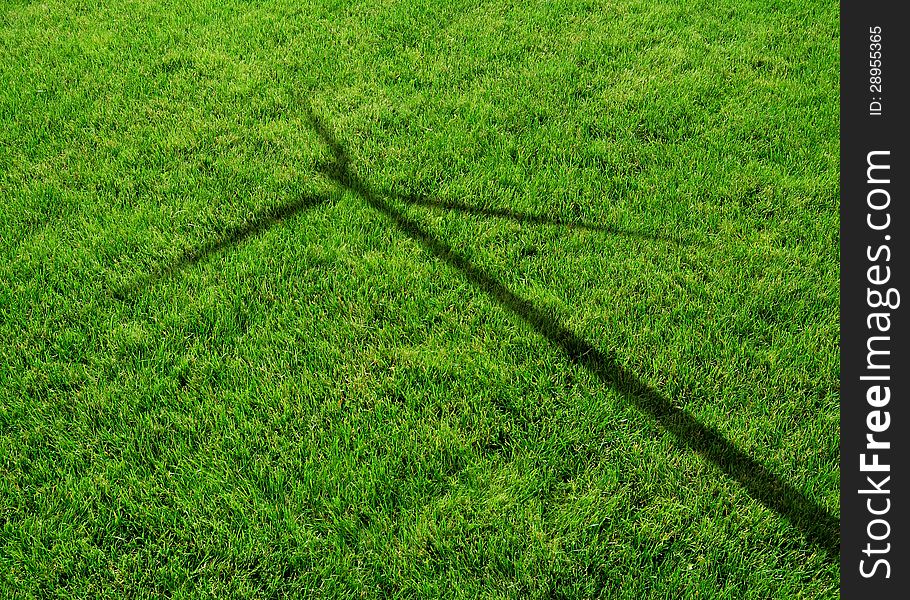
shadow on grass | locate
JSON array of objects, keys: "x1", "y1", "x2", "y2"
[
  {"x1": 304, "y1": 108, "x2": 839, "y2": 558},
  {"x1": 398, "y1": 194, "x2": 691, "y2": 244},
  {"x1": 117, "y1": 194, "x2": 328, "y2": 296},
  {"x1": 121, "y1": 105, "x2": 838, "y2": 558}
]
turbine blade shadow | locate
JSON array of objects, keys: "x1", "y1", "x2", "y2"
[
  {"x1": 399, "y1": 193, "x2": 691, "y2": 244},
  {"x1": 117, "y1": 194, "x2": 328, "y2": 296}
]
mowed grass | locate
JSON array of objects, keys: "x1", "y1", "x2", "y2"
[{"x1": 0, "y1": 0, "x2": 839, "y2": 597}]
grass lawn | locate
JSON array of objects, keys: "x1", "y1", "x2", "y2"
[{"x1": 0, "y1": 0, "x2": 839, "y2": 597}]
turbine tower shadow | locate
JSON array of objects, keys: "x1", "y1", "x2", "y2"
[{"x1": 304, "y1": 107, "x2": 839, "y2": 558}]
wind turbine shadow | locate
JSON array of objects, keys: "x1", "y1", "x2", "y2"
[
  {"x1": 304, "y1": 106, "x2": 839, "y2": 558},
  {"x1": 112, "y1": 105, "x2": 840, "y2": 558}
]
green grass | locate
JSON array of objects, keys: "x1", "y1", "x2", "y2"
[{"x1": 0, "y1": 0, "x2": 839, "y2": 597}]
